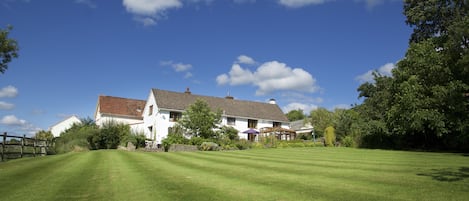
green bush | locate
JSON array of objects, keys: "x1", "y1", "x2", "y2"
[
  {"x1": 89, "y1": 121, "x2": 130, "y2": 149},
  {"x1": 162, "y1": 133, "x2": 188, "y2": 152},
  {"x1": 342, "y1": 136, "x2": 355, "y2": 147},
  {"x1": 324, "y1": 126, "x2": 336, "y2": 147},
  {"x1": 200, "y1": 142, "x2": 219, "y2": 151},
  {"x1": 234, "y1": 139, "x2": 252, "y2": 150},
  {"x1": 188, "y1": 137, "x2": 204, "y2": 146},
  {"x1": 54, "y1": 122, "x2": 99, "y2": 153}
]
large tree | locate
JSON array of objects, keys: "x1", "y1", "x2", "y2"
[
  {"x1": 356, "y1": 0, "x2": 469, "y2": 150},
  {"x1": 0, "y1": 25, "x2": 19, "y2": 74},
  {"x1": 286, "y1": 109, "x2": 306, "y2": 121},
  {"x1": 310, "y1": 107, "x2": 334, "y2": 137},
  {"x1": 179, "y1": 99, "x2": 222, "y2": 139}
]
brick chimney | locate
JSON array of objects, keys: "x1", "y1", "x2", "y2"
[{"x1": 184, "y1": 87, "x2": 191, "y2": 94}]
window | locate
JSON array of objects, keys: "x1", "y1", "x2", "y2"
[
  {"x1": 149, "y1": 105, "x2": 153, "y2": 116},
  {"x1": 148, "y1": 126, "x2": 153, "y2": 133},
  {"x1": 170, "y1": 111, "x2": 182, "y2": 122},
  {"x1": 273, "y1": 122, "x2": 281, "y2": 128},
  {"x1": 227, "y1": 117, "x2": 236, "y2": 126},
  {"x1": 248, "y1": 119, "x2": 258, "y2": 128}
]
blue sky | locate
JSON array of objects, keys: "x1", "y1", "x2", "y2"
[{"x1": 0, "y1": 0, "x2": 411, "y2": 135}]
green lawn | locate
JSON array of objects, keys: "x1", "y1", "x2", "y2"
[{"x1": 0, "y1": 148, "x2": 468, "y2": 201}]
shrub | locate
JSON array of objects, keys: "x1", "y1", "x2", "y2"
[
  {"x1": 89, "y1": 121, "x2": 130, "y2": 149},
  {"x1": 234, "y1": 139, "x2": 252, "y2": 150},
  {"x1": 342, "y1": 136, "x2": 355, "y2": 147},
  {"x1": 55, "y1": 122, "x2": 99, "y2": 153},
  {"x1": 200, "y1": 142, "x2": 219, "y2": 151},
  {"x1": 324, "y1": 126, "x2": 336, "y2": 147},
  {"x1": 188, "y1": 137, "x2": 204, "y2": 146}
]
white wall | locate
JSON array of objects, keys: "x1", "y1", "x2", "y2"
[{"x1": 50, "y1": 116, "x2": 81, "y2": 137}]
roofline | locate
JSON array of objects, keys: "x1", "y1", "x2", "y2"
[{"x1": 48, "y1": 115, "x2": 81, "y2": 130}]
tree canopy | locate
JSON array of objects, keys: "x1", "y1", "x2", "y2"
[
  {"x1": 355, "y1": 0, "x2": 469, "y2": 151},
  {"x1": 0, "y1": 25, "x2": 19, "y2": 74},
  {"x1": 178, "y1": 99, "x2": 222, "y2": 139},
  {"x1": 286, "y1": 109, "x2": 306, "y2": 121}
]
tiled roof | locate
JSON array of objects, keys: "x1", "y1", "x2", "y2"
[
  {"x1": 97, "y1": 96, "x2": 146, "y2": 119},
  {"x1": 152, "y1": 89, "x2": 289, "y2": 122}
]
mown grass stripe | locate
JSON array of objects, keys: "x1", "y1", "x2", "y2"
[
  {"x1": 1, "y1": 148, "x2": 468, "y2": 201},
  {"x1": 169, "y1": 151, "x2": 403, "y2": 201}
]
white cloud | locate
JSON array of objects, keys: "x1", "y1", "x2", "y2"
[
  {"x1": 123, "y1": 0, "x2": 182, "y2": 16},
  {"x1": 161, "y1": 60, "x2": 192, "y2": 72},
  {"x1": 161, "y1": 60, "x2": 193, "y2": 79},
  {"x1": 216, "y1": 74, "x2": 230, "y2": 85},
  {"x1": 0, "y1": 85, "x2": 18, "y2": 98},
  {"x1": 173, "y1": 63, "x2": 192, "y2": 72},
  {"x1": 223, "y1": 63, "x2": 255, "y2": 86},
  {"x1": 236, "y1": 55, "x2": 256, "y2": 65},
  {"x1": 278, "y1": 0, "x2": 329, "y2": 8},
  {"x1": 355, "y1": 62, "x2": 396, "y2": 83},
  {"x1": 283, "y1": 102, "x2": 318, "y2": 113},
  {"x1": 184, "y1": 72, "x2": 193, "y2": 78},
  {"x1": 333, "y1": 104, "x2": 351, "y2": 110},
  {"x1": 217, "y1": 58, "x2": 319, "y2": 96},
  {"x1": 122, "y1": 0, "x2": 183, "y2": 25},
  {"x1": 133, "y1": 16, "x2": 157, "y2": 26},
  {"x1": 0, "y1": 101, "x2": 14, "y2": 110},
  {"x1": 75, "y1": 0, "x2": 97, "y2": 8},
  {"x1": 0, "y1": 115, "x2": 25, "y2": 125},
  {"x1": 1, "y1": 115, "x2": 41, "y2": 135}
]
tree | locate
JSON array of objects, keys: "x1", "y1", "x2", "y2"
[
  {"x1": 0, "y1": 25, "x2": 19, "y2": 74},
  {"x1": 324, "y1": 126, "x2": 336, "y2": 147},
  {"x1": 179, "y1": 99, "x2": 222, "y2": 139},
  {"x1": 90, "y1": 120, "x2": 130, "y2": 149},
  {"x1": 218, "y1": 125, "x2": 239, "y2": 141},
  {"x1": 309, "y1": 107, "x2": 334, "y2": 137},
  {"x1": 35, "y1": 130, "x2": 54, "y2": 141},
  {"x1": 286, "y1": 109, "x2": 306, "y2": 121},
  {"x1": 355, "y1": 0, "x2": 469, "y2": 151}
]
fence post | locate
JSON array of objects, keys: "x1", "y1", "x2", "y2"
[
  {"x1": 1, "y1": 132, "x2": 6, "y2": 162},
  {"x1": 33, "y1": 137, "x2": 36, "y2": 157},
  {"x1": 21, "y1": 134, "x2": 25, "y2": 158}
]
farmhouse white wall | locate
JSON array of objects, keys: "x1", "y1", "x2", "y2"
[{"x1": 50, "y1": 116, "x2": 81, "y2": 137}]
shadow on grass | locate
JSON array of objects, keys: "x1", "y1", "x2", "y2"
[{"x1": 417, "y1": 167, "x2": 469, "y2": 182}]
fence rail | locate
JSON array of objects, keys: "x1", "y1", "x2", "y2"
[{"x1": 1, "y1": 132, "x2": 51, "y2": 162}]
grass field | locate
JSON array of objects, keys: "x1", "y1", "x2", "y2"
[{"x1": 0, "y1": 148, "x2": 468, "y2": 201}]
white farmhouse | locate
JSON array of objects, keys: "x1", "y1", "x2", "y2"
[
  {"x1": 94, "y1": 88, "x2": 291, "y2": 145},
  {"x1": 141, "y1": 88, "x2": 290, "y2": 144},
  {"x1": 49, "y1": 115, "x2": 82, "y2": 137}
]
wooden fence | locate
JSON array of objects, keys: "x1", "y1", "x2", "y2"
[{"x1": 1, "y1": 132, "x2": 51, "y2": 162}]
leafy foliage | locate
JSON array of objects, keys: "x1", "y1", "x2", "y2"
[
  {"x1": 55, "y1": 122, "x2": 99, "y2": 153},
  {"x1": 179, "y1": 99, "x2": 222, "y2": 139},
  {"x1": 309, "y1": 107, "x2": 334, "y2": 137},
  {"x1": 88, "y1": 121, "x2": 130, "y2": 149},
  {"x1": 324, "y1": 126, "x2": 336, "y2": 147},
  {"x1": 353, "y1": 0, "x2": 469, "y2": 151},
  {"x1": 286, "y1": 109, "x2": 306, "y2": 121},
  {"x1": 35, "y1": 130, "x2": 54, "y2": 141},
  {"x1": 0, "y1": 25, "x2": 19, "y2": 74}
]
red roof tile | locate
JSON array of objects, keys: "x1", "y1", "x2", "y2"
[{"x1": 97, "y1": 96, "x2": 146, "y2": 118}]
